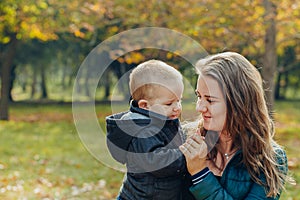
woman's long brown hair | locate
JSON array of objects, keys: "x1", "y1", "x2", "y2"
[{"x1": 196, "y1": 52, "x2": 290, "y2": 197}]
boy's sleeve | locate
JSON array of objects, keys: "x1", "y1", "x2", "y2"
[{"x1": 126, "y1": 131, "x2": 187, "y2": 177}]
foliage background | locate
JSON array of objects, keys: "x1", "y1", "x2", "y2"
[{"x1": 1, "y1": 0, "x2": 300, "y2": 109}]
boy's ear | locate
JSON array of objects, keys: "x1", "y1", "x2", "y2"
[{"x1": 138, "y1": 99, "x2": 149, "y2": 109}]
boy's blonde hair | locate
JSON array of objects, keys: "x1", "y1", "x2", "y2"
[{"x1": 129, "y1": 60, "x2": 183, "y2": 101}]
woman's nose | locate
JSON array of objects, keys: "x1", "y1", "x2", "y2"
[{"x1": 196, "y1": 100, "x2": 207, "y2": 113}]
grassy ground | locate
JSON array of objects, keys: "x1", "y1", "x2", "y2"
[
  {"x1": 273, "y1": 101, "x2": 300, "y2": 199},
  {"x1": 0, "y1": 100, "x2": 299, "y2": 199},
  {"x1": 0, "y1": 103, "x2": 124, "y2": 199}
]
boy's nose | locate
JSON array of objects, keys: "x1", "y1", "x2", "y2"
[{"x1": 173, "y1": 102, "x2": 181, "y2": 111}]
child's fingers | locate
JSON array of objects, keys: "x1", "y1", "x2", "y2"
[
  {"x1": 179, "y1": 144, "x2": 192, "y2": 158},
  {"x1": 187, "y1": 135, "x2": 208, "y2": 158},
  {"x1": 180, "y1": 142, "x2": 198, "y2": 157},
  {"x1": 179, "y1": 145, "x2": 187, "y2": 154},
  {"x1": 186, "y1": 137, "x2": 201, "y2": 149},
  {"x1": 191, "y1": 134, "x2": 205, "y2": 143}
]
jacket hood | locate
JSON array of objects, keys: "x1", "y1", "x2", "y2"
[{"x1": 106, "y1": 111, "x2": 152, "y2": 164}]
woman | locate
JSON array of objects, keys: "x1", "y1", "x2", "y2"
[{"x1": 180, "y1": 52, "x2": 291, "y2": 199}]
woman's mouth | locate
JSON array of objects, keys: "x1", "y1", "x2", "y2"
[{"x1": 203, "y1": 115, "x2": 211, "y2": 120}]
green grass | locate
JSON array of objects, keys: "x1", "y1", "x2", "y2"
[
  {"x1": 273, "y1": 100, "x2": 300, "y2": 200},
  {"x1": 0, "y1": 103, "x2": 123, "y2": 199},
  {"x1": 0, "y1": 100, "x2": 299, "y2": 199}
]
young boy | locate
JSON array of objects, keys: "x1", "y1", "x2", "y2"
[{"x1": 106, "y1": 60, "x2": 194, "y2": 200}]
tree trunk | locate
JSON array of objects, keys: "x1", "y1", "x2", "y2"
[
  {"x1": 293, "y1": 78, "x2": 300, "y2": 98},
  {"x1": 61, "y1": 64, "x2": 67, "y2": 90},
  {"x1": 40, "y1": 66, "x2": 48, "y2": 99},
  {"x1": 116, "y1": 62, "x2": 131, "y2": 101},
  {"x1": 283, "y1": 71, "x2": 289, "y2": 99},
  {"x1": 0, "y1": 34, "x2": 18, "y2": 120},
  {"x1": 8, "y1": 64, "x2": 17, "y2": 102},
  {"x1": 274, "y1": 71, "x2": 281, "y2": 100},
  {"x1": 104, "y1": 70, "x2": 110, "y2": 100},
  {"x1": 31, "y1": 69, "x2": 37, "y2": 98},
  {"x1": 62, "y1": 58, "x2": 71, "y2": 90},
  {"x1": 262, "y1": 0, "x2": 277, "y2": 114}
]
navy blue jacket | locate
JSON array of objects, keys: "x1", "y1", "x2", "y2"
[{"x1": 106, "y1": 101, "x2": 195, "y2": 200}]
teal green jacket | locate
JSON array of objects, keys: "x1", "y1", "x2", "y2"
[{"x1": 190, "y1": 147, "x2": 288, "y2": 200}]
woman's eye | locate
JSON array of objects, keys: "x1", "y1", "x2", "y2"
[{"x1": 207, "y1": 99, "x2": 215, "y2": 103}]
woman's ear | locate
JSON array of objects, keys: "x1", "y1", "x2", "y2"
[{"x1": 138, "y1": 99, "x2": 149, "y2": 109}]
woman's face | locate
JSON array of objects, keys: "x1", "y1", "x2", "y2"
[{"x1": 196, "y1": 75, "x2": 227, "y2": 132}]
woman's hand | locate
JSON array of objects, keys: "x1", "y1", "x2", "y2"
[{"x1": 179, "y1": 134, "x2": 208, "y2": 175}]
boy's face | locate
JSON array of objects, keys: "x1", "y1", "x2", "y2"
[{"x1": 147, "y1": 86, "x2": 182, "y2": 119}]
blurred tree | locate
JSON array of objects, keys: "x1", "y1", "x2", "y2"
[
  {"x1": 275, "y1": 1, "x2": 300, "y2": 100},
  {"x1": 15, "y1": 40, "x2": 50, "y2": 99},
  {"x1": 170, "y1": 0, "x2": 300, "y2": 111},
  {"x1": 104, "y1": 0, "x2": 299, "y2": 109},
  {"x1": 0, "y1": 0, "x2": 57, "y2": 119},
  {"x1": 1, "y1": 0, "x2": 299, "y2": 120},
  {"x1": 0, "y1": 0, "x2": 110, "y2": 120},
  {"x1": 262, "y1": 0, "x2": 277, "y2": 113},
  {"x1": 276, "y1": 46, "x2": 300, "y2": 99}
]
